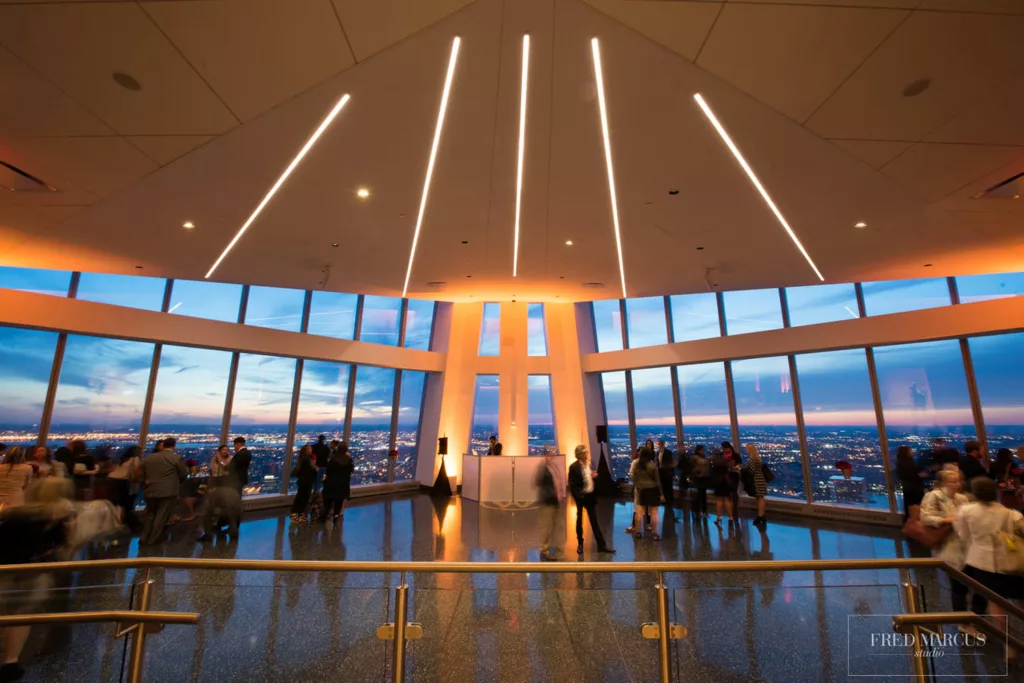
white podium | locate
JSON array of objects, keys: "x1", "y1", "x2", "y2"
[{"x1": 461, "y1": 454, "x2": 550, "y2": 505}]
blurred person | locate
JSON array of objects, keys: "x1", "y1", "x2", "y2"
[
  {"x1": 198, "y1": 485, "x2": 241, "y2": 543},
  {"x1": 52, "y1": 439, "x2": 78, "y2": 480},
  {"x1": 656, "y1": 440, "x2": 675, "y2": 508},
  {"x1": 179, "y1": 457, "x2": 200, "y2": 522},
  {"x1": 30, "y1": 446, "x2": 64, "y2": 479},
  {"x1": 106, "y1": 445, "x2": 142, "y2": 530},
  {"x1": 0, "y1": 448, "x2": 33, "y2": 509},
  {"x1": 229, "y1": 437, "x2": 252, "y2": 494},
  {"x1": 711, "y1": 443, "x2": 736, "y2": 525},
  {"x1": 321, "y1": 442, "x2": 354, "y2": 522},
  {"x1": 487, "y1": 435, "x2": 503, "y2": 456},
  {"x1": 71, "y1": 440, "x2": 98, "y2": 500},
  {"x1": 992, "y1": 448, "x2": 1020, "y2": 489},
  {"x1": 629, "y1": 447, "x2": 664, "y2": 541},
  {"x1": 311, "y1": 435, "x2": 330, "y2": 492},
  {"x1": 745, "y1": 444, "x2": 769, "y2": 527},
  {"x1": 536, "y1": 451, "x2": 565, "y2": 561},
  {"x1": 139, "y1": 439, "x2": 187, "y2": 545},
  {"x1": 0, "y1": 444, "x2": 5, "y2": 459},
  {"x1": 689, "y1": 445, "x2": 710, "y2": 520},
  {"x1": 209, "y1": 444, "x2": 232, "y2": 487},
  {"x1": 724, "y1": 442, "x2": 743, "y2": 522},
  {"x1": 956, "y1": 477, "x2": 1024, "y2": 640},
  {"x1": 568, "y1": 444, "x2": 615, "y2": 556},
  {"x1": 959, "y1": 441, "x2": 987, "y2": 483},
  {"x1": 290, "y1": 445, "x2": 316, "y2": 523},
  {"x1": 0, "y1": 477, "x2": 74, "y2": 683},
  {"x1": 921, "y1": 469, "x2": 982, "y2": 625},
  {"x1": 896, "y1": 445, "x2": 928, "y2": 521}
]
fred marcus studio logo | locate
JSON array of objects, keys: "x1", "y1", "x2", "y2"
[{"x1": 848, "y1": 615, "x2": 1008, "y2": 677}]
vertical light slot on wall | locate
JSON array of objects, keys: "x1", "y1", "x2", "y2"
[
  {"x1": 693, "y1": 93, "x2": 824, "y2": 282},
  {"x1": 513, "y1": 34, "x2": 530, "y2": 278},
  {"x1": 590, "y1": 38, "x2": 628, "y2": 299},
  {"x1": 205, "y1": 92, "x2": 351, "y2": 279},
  {"x1": 402, "y1": 36, "x2": 462, "y2": 297}
]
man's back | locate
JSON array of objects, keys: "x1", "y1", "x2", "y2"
[
  {"x1": 312, "y1": 442, "x2": 331, "y2": 467},
  {"x1": 142, "y1": 451, "x2": 185, "y2": 498}
]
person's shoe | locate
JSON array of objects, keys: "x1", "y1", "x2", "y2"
[
  {"x1": 577, "y1": 543, "x2": 584, "y2": 555},
  {"x1": 196, "y1": 535, "x2": 211, "y2": 543},
  {"x1": 714, "y1": 517, "x2": 722, "y2": 526},
  {"x1": 624, "y1": 526, "x2": 635, "y2": 534},
  {"x1": 0, "y1": 663, "x2": 25, "y2": 682},
  {"x1": 597, "y1": 546, "x2": 616, "y2": 555}
]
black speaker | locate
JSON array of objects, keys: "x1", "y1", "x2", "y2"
[
  {"x1": 595, "y1": 425, "x2": 608, "y2": 443},
  {"x1": 438, "y1": 437, "x2": 448, "y2": 455}
]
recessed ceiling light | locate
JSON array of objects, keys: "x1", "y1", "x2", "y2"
[
  {"x1": 461, "y1": 240, "x2": 468, "y2": 244},
  {"x1": 182, "y1": 221, "x2": 195, "y2": 230},
  {"x1": 205, "y1": 91, "x2": 351, "y2": 278},
  {"x1": 112, "y1": 72, "x2": 141, "y2": 91},
  {"x1": 902, "y1": 78, "x2": 932, "y2": 98},
  {"x1": 854, "y1": 221, "x2": 867, "y2": 229},
  {"x1": 696, "y1": 246, "x2": 704, "y2": 251},
  {"x1": 356, "y1": 187, "x2": 370, "y2": 199},
  {"x1": 402, "y1": 36, "x2": 461, "y2": 297},
  {"x1": 694, "y1": 92, "x2": 825, "y2": 282},
  {"x1": 332, "y1": 243, "x2": 339, "y2": 248},
  {"x1": 513, "y1": 33, "x2": 530, "y2": 278},
  {"x1": 135, "y1": 265, "x2": 143, "y2": 269},
  {"x1": 924, "y1": 263, "x2": 932, "y2": 267},
  {"x1": 668, "y1": 189, "x2": 680, "y2": 196},
  {"x1": 591, "y1": 37, "x2": 628, "y2": 299},
  {"x1": 565, "y1": 240, "x2": 573, "y2": 246}
]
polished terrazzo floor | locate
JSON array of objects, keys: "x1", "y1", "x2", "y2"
[{"x1": 10, "y1": 492, "x2": 1023, "y2": 683}]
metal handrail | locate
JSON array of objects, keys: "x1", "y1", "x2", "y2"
[
  {"x1": 0, "y1": 610, "x2": 198, "y2": 628},
  {"x1": 893, "y1": 611, "x2": 1024, "y2": 653}
]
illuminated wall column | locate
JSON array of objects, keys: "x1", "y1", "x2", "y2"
[
  {"x1": 495, "y1": 302, "x2": 530, "y2": 456},
  {"x1": 544, "y1": 303, "x2": 588, "y2": 467}
]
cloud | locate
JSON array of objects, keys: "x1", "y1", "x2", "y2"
[{"x1": 173, "y1": 365, "x2": 200, "y2": 375}]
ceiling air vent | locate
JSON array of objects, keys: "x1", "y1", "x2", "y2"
[
  {"x1": 0, "y1": 161, "x2": 57, "y2": 193},
  {"x1": 581, "y1": 282, "x2": 605, "y2": 289},
  {"x1": 425, "y1": 281, "x2": 447, "y2": 287},
  {"x1": 973, "y1": 171, "x2": 1024, "y2": 200}
]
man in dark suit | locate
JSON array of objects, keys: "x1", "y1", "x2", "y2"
[
  {"x1": 139, "y1": 438, "x2": 187, "y2": 545},
  {"x1": 959, "y1": 441, "x2": 987, "y2": 483},
  {"x1": 198, "y1": 485, "x2": 242, "y2": 543},
  {"x1": 487, "y1": 435, "x2": 503, "y2": 455},
  {"x1": 311, "y1": 434, "x2": 331, "y2": 492},
  {"x1": 230, "y1": 437, "x2": 252, "y2": 494},
  {"x1": 656, "y1": 440, "x2": 676, "y2": 507},
  {"x1": 568, "y1": 444, "x2": 615, "y2": 557}
]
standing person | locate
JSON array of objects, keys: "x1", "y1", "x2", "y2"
[
  {"x1": 290, "y1": 445, "x2": 316, "y2": 523},
  {"x1": 896, "y1": 445, "x2": 928, "y2": 520},
  {"x1": 487, "y1": 435, "x2": 503, "y2": 455},
  {"x1": 689, "y1": 445, "x2": 710, "y2": 520},
  {"x1": 53, "y1": 440, "x2": 77, "y2": 480},
  {"x1": 0, "y1": 448, "x2": 33, "y2": 508},
  {"x1": 710, "y1": 446, "x2": 733, "y2": 526},
  {"x1": 568, "y1": 444, "x2": 615, "y2": 556},
  {"x1": 656, "y1": 440, "x2": 675, "y2": 507},
  {"x1": 321, "y1": 442, "x2": 354, "y2": 522},
  {"x1": 30, "y1": 446, "x2": 65, "y2": 479},
  {"x1": 955, "y1": 477, "x2": 1024, "y2": 632},
  {"x1": 745, "y1": 444, "x2": 769, "y2": 527},
  {"x1": 959, "y1": 441, "x2": 987, "y2": 483},
  {"x1": 629, "y1": 447, "x2": 664, "y2": 540},
  {"x1": 198, "y1": 485, "x2": 241, "y2": 543},
  {"x1": 921, "y1": 469, "x2": 981, "y2": 625},
  {"x1": 106, "y1": 446, "x2": 142, "y2": 530},
  {"x1": 992, "y1": 449, "x2": 1020, "y2": 489},
  {"x1": 229, "y1": 437, "x2": 252, "y2": 495},
  {"x1": 209, "y1": 445, "x2": 232, "y2": 487},
  {"x1": 71, "y1": 440, "x2": 98, "y2": 500},
  {"x1": 311, "y1": 435, "x2": 331, "y2": 492},
  {"x1": 536, "y1": 451, "x2": 564, "y2": 561},
  {"x1": 139, "y1": 441, "x2": 187, "y2": 545},
  {"x1": 723, "y1": 442, "x2": 742, "y2": 523}
]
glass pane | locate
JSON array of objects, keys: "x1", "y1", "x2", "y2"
[
  {"x1": 601, "y1": 371, "x2": 630, "y2": 480},
  {"x1": 349, "y1": 365, "x2": 395, "y2": 485},
  {"x1": 307, "y1": 291, "x2": 358, "y2": 339},
  {"x1": 294, "y1": 361, "x2": 350, "y2": 443},
  {"x1": 677, "y1": 362, "x2": 732, "y2": 453},
  {"x1": 796, "y1": 349, "x2": 887, "y2": 509},
  {"x1": 478, "y1": 303, "x2": 500, "y2": 356},
  {"x1": 861, "y1": 277, "x2": 951, "y2": 316},
  {"x1": 732, "y1": 356, "x2": 803, "y2": 500},
  {"x1": 148, "y1": 345, "x2": 232, "y2": 463},
  {"x1": 470, "y1": 374, "x2": 499, "y2": 455},
  {"x1": 244, "y1": 285, "x2": 305, "y2": 332},
  {"x1": 395, "y1": 370, "x2": 426, "y2": 480},
  {"x1": 723, "y1": 288, "x2": 783, "y2": 335},
  {"x1": 786, "y1": 283, "x2": 860, "y2": 327},
  {"x1": 404, "y1": 299, "x2": 435, "y2": 350},
  {"x1": 968, "y1": 333, "x2": 1024, "y2": 452},
  {"x1": 50, "y1": 335, "x2": 154, "y2": 447},
  {"x1": 75, "y1": 272, "x2": 166, "y2": 311},
  {"x1": 527, "y1": 303, "x2": 547, "y2": 356},
  {"x1": 631, "y1": 367, "x2": 676, "y2": 451},
  {"x1": 527, "y1": 375, "x2": 555, "y2": 455},
  {"x1": 956, "y1": 271, "x2": 1024, "y2": 303},
  {"x1": 591, "y1": 299, "x2": 624, "y2": 352},
  {"x1": 0, "y1": 326, "x2": 59, "y2": 447},
  {"x1": 360, "y1": 295, "x2": 402, "y2": 346},
  {"x1": 625, "y1": 296, "x2": 668, "y2": 347},
  {"x1": 669, "y1": 292, "x2": 721, "y2": 343},
  {"x1": 229, "y1": 353, "x2": 297, "y2": 495},
  {"x1": 167, "y1": 279, "x2": 242, "y2": 322},
  {"x1": 0, "y1": 265, "x2": 71, "y2": 296},
  {"x1": 873, "y1": 340, "x2": 976, "y2": 453}
]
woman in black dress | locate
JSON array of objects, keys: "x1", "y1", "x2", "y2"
[
  {"x1": 322, "y1": 442, "x2": 354, "y2": 522},
  {"x1": 290, "y1": 445, "x2": 316, "y2": 523},
  {"x1": 896, "y1": 445, "x2": 928, "y2": 520},
  {"x1": 711, "y1": 445, "x2": 733, "y2": 525}
]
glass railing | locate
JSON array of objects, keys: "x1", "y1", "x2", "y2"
[{"x1": 1, "y1": 558, "x2": 1021, "y2": 683}]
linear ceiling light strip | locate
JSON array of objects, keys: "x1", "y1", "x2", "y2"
[
  {"x1": 205, "y1": 93, "x2": 351, "y2": 279},
  {"x1": 590, "y1": 38, "x2": 628, "y2": 299},
  {"x1": 402, "y1": 36, "x2": 462, "y2": 297},
  {"x1": 512, "y1": 34, "x2": 530, "y2": 278},
  {"x1": 693, "y1": 93, "x2": 825, "y2": 282}
]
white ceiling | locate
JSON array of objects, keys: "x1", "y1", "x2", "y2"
[{"x1": 1, "y1": 0, "x2": 1022, "y2": 302}]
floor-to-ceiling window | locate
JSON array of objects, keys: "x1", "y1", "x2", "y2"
[
  {"x1": 0, "y1": 265, "x2": 71, "y2": 296},
  {"x1": 403, "y1": 300, "x2": 435, "y2": 351},
  {"x1": 600, "y1": 371, "x2": 631, "y2": 479},
  {"x1": 478, "y1": 303, "x2": 501, "y2": 356},
  {"x1": 625, "y1": 296, "x2": 668, "y2": 348},
  {"x1": 349, "y1": 366, "x2": 396, "y2": 485},
  {"x1": 527, "y1": 303, "x2": 547, "y2": 356},
  {"x1": 395, "y1": 371, "x2": 427, "y2": 480},
  {"x1": 968, "y1": 333, "x2": 1024, "y2": 452},
  {"x1": 795, "y1": 349, "x2": 887, "y2": 509},
  {"x1": 0, "y1": 326, "x2": 61, "y2": 447},
  {"x1": 676, "y1": 362, "x2": 732, "y2": 455},
  {"x1": 527, "y1": 375, "x2": 555, "y2": 454},
  {"x1": 307, "y1": 291, "x2": 358, "y2": 339},
  {"x1": 167, "y1": 279, "x2": 242, "y2": 322},
  {"x1": 470, "y1": 375, "x2": 500, "y2": 455},
  {"x1": 75, "y1": 272, "x2": 166, "y2": 311},
  {"x1": 723, "y1": 289, "x2": 784, "y2": 335},
  {"x1": 291, "y1": 360, "x2": 350, "y2": 493},
  {"x1": 731, "y1": 356, "x2": 803, "y2": 500},
  {"x1": 631, "y1": 367, "x2": 676, "y2": 451},
  {"x1": 669, "y1": 292, "x2": 721, "y2": 342},
  {"x1": 956, "y1": 272, "x2": 1024, "y2": 303},
  {"x1": 244, "y1": 286, "x2": 305, "y2": 332},
  {"x1": 785, "y1": 283, "x2": 860, "y2": 326},
  {"x1": 861, "y1": 278, "x2": 950, "y2": 316},
  {"x1": 361, "y1": 295, "x2": 402, "y2": 346},
  {"x1": 592, "y1": 299, "x2": 624, "y2": 352}
]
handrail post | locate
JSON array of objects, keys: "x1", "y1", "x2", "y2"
[
  {"x1": 127, "y1": 573, "x2": 154, "y2": 683},
  {"x1": 392, "y1": 571, "x2": 409, "y2": 683},
  {"x1": 901, "y1": 581, "x2": 927, "y2": 683},
  {"x1": 655, "y1": 572, "x2": 671, "y2": 683}
]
